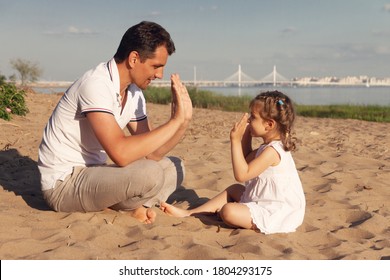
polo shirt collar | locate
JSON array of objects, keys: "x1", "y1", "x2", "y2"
[{"x1": 107, "y1": 58, "x2": 120, "y2": 96}]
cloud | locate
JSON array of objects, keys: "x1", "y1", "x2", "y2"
[
  {"x1": 199, "y1": 5, "x2": 218, "y2": 12},
  {"x1": 281, "y1": 26, "x2": 297, "y2": 34},
  {"x1": 374, "y1": 45, "x2": 390, "y2": 55},
  {"x1": 42, "y1": 30, "x2": 61, "y2": 36},
  {"x1": 384, "y1": 4, "x2": 390, "y2": 12},
  {"x1": 43, "y1": 26, "x2": 98, "y2": 36},
  {"x1": 328, "y1": 43, "x2": 390, "y2": 61},
  {"x1": 67, "y1": 26, "x2": 97, "y2": 35},
  {"x1": 297, "y1": 43, "x2": 368, "y2": 62},
  {"x1": 371, "y1": 29, "x2": 390, "y2": 36},
  {"x1": 148, "y1": 11, "x2": 161, "y2": 16}
]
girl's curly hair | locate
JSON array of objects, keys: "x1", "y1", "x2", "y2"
[{"x1": 250, "y1": 90, "x2": 296, "y2": 151}]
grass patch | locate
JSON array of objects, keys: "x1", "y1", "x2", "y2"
[
  {"x1": 295, "y1": 105, "x2": 390, "y2": 123},
  {"x1": 144, "y1": 86, "x2": 390, "y2": 123},
  {"x1": 145, "y1": 86, "x2": 252, "y2": 112}
]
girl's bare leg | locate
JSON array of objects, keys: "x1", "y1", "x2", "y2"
[
  {"x1": 160, "y1": 184, "x2": 245, "y2": 217},
  {"x1": 219, "y1": 202, "x2": 255, "y2": 229}
]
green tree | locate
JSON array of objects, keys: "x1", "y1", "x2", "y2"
[{"x1": 10, "y1": 58, "x2": 43, "y2": 85}]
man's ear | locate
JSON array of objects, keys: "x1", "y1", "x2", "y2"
[{"x1": 128, "y1": 51, "x2": 139, "y2": 68}]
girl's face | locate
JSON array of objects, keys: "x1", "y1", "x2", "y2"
[{"x1": 248, "y1": 107, "x2": 269, "y2": 137}]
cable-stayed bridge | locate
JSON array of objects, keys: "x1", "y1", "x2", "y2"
[
  {"x1": 223, "y1": 65, "x2": 290, "y2": 86},
  {"x1": 152, "y1": 65, "x2": 292, "y2": 87}
]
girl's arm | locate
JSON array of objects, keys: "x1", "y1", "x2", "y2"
[
  {"x1": 241, "y1": 123, "x2": 253, "y2": 161},
  {"x1": 231, "y1": 145, "x2": 280, "y2": 182},
  {"x1": 230, "y1": 113, "x2": 280, "y2": 182}
]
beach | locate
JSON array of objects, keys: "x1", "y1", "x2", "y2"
[{"x1": 0, "y1": 90, "x2": 389, "y2": 260}]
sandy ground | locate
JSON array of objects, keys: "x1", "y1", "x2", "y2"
[{"x1": 0, "y1": 90, "x2": 389, "y2": 260}]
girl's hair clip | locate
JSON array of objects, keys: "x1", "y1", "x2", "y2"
[{"x1": 277, "y1": 100, "x2": 284, "y2": 105}]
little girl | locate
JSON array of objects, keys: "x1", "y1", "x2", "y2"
[{"x1": 161, "y1": 91, "x2": 305, "y2": 234}]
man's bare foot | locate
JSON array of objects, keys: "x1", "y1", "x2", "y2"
[
  {"x1": 160, "y1": 202, "x2": 190, "y2": 217},
  {"x1": 128, "y1": 207, "x2": 156, "y2": 224}
]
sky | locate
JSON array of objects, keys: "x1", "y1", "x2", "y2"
[{"x1": 1, "y1": 0, "x2": 390, "y2": 82}]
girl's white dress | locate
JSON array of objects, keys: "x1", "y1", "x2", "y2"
[{"x1": 240, "y1": 141, "x2": 305, "y2": 234}]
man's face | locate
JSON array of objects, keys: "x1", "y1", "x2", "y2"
[{"x1": 131, "y1": 45, "x2": 169, "y2": 90}]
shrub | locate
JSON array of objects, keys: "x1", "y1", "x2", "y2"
[{"x1": 0, "y1": 82, "x2": 29, "y2": 121}]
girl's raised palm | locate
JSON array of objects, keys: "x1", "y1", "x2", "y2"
[{"x1": 230, "y1": 113, "x2": 249, "y2": 141}]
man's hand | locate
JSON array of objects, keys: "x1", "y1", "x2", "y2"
[{"x1": 170, "y1": 74, "x2": 192, "y2": 124}]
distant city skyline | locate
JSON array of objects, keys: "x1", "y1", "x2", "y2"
[{"x1": 1, "y1": 0, "x2": 390, "y2": 81}]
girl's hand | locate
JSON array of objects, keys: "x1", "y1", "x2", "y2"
[{"x1": 230, "y1": 113, "x2": 249, "y2": 142}]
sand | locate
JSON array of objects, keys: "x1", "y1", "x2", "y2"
[{"x1": 0, "y1": 90, "x2": 389, "y2": 260}]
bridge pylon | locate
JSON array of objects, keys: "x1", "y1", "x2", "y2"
[
  {"x1": 224, "y1": 65, "x2": 255, "y2": 86},
  {"x1": 260, "y1": 65, "x2": 290, "y2": 86}
]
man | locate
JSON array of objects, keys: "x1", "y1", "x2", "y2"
[{"x1": 38, "y1": 21, "x2": 192, "y2": 224}]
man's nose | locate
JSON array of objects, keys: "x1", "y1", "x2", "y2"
[{"x1": 155, "y1": 68, "x2": 164, "y2": 79}]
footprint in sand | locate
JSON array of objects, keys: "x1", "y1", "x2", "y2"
[
  {"x1": 333, "y1": 227, "x2": 375, "y2": 242},
  {"x1": 313, "y1": 183, "x2": 332, "y2": 193},
  {"x1": 346, "y1": 210, "x2": 372, "y2": 227}
]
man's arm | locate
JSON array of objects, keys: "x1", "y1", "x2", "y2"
[
  {"x1": 128, "y1": 74, "x2": 192, "y2": 161},
  {"x1": 86, "y1": 111, "x2": 182, "y2": 166},
  {"x1": 87, "y1": 74, "x2": 191, "y2": 166},
  {"x1": 127, "y1": 117, "x2": 189, "y2": 161}
]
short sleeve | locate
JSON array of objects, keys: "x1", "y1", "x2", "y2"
[
  {"x1": 128, "y1": 84, "x2": 147, "y2": 122},
  {"x1": 79, "y1": 78, "x2": 117, "y2": 115}
]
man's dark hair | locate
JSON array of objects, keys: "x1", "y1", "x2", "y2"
[{"x1": 114, "y1": 21, "x2": 175, "y2": 63}]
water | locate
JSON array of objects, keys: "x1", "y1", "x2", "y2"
[
  {"x1": 33, "y1": 85, "x2": 390, "y2": 106},
  {"x1": 200, "y1": 86, "x2": 390, "y2": 106},
  {"x1": 32, "y1": 87, "x2": 69, "y2": 94}
]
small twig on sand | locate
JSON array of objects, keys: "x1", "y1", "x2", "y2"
[{"x1": 0, "y1": 123, "x2": 21, "y2": 127}]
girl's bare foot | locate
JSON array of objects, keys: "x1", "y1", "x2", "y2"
[
  {"x1": 160, "y1": 202, "x2": 190, "y2": 217},
  {"x1": 128, "y1": 207, "x2": 156, "y2": 224}
]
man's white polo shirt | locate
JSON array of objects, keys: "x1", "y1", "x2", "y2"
[{"x1": 38, "y1": 58, "x2": 147, "y2": 191}]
